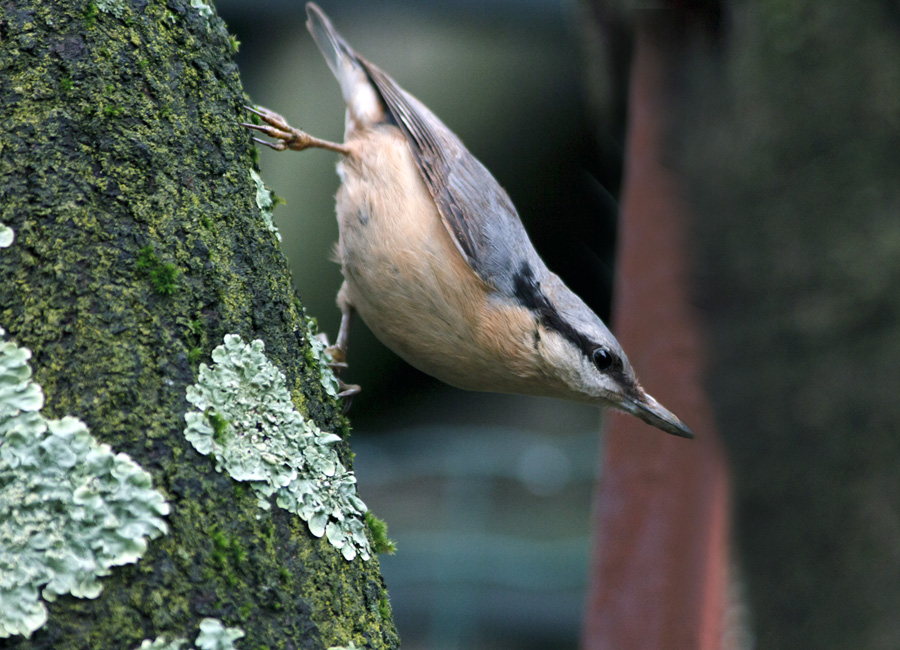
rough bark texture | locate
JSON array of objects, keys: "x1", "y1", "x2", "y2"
[{"x1": 0, "y1": 1, "x2": 398, "y2": 648}]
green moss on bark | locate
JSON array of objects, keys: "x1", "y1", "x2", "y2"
[{"x1": 0, "y1": 1, "x2": 398, "y2": 648}]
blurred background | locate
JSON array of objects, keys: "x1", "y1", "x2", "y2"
[{"x1": 220, "y1": 1, "x2": 900, "y2": 649}]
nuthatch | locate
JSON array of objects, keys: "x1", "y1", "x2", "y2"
[{"x1": 242, "y1": 3, "x2": 694, "y2": 438}]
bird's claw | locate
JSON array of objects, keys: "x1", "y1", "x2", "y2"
[
  {"x1": 337, "y1": 381, "x2": 360, "y2": 414},
  {"x1": 337, "y1": 382, "x2": 361, "y2": 399},
  {"x1": 315, "y1": 333, "x2": 347, "y2": 368},
  {"x1": 242, "y1": 105, "x2": 350, "y2": 155},
  {"x1": 244, "y1": 104, "x2": 291, "y2": 129},
  {"x1": 325, "y1": 344, "x2": 347, "y2": 367},
  {"x1": 315, "y1": 332, "x2": 357, "y2": 410},
  {"x1": 241, "y1": 105, "x2": 312, "y2": 152}
]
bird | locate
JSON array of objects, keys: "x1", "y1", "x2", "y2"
[{"x1": 241, "y1": 3, "x2": 693, "y2": 439}]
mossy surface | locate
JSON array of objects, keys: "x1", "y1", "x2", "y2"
[{"x1": 0, "y1": 1, "x2": 398, "y2": 648}]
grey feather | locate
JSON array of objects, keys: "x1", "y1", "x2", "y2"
[
  {"x1": 306, "y1": 3, "x2": 548, "y2": 300},
  {"x1": 306, "y1": 4, "x2": 352, "y2": 81},
  {"x1": 363, "y1": 65, "x2": 550, "y2": 300}
]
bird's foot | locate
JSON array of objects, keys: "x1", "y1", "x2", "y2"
[
  {"x1": 336, "y1": 379, "x2": 360, "y2": 415},
  {"x1": 241, "y1": 105, "x2": 350, "y2": 155},
  {"x1": 337, "y1": 381, "x2": 361, "y2": 399},
  {"x1": 316, "y1": 333, "x2": 348, "y2": 372},
  {"x1": 315, "y1": 333, "x2": 359, "y2": 411}
]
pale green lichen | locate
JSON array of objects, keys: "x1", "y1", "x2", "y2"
[
  {"x1": 139, "y1": 637, "x2": 188, "y2": 650},
  {"x1": 195, "y1": 618, "x2": 245, "y2": 650},
  {"x1": 0, "y1": 223, "x2": 12, "y2": 248},
  {"x1": 307, "y1": 320, "x2": 341, "y2": 399},
  {"x1": 183, "y1": 334, "x2": 371, "y2": 561},
  {"x1": 96, "y1": 0, "x2": 127, "y2": 19},
  {"x1": 0, "y1": 331, "x2": 170, "y2": 639},
  {"x1": 136, "y1": 618, "x2": 243, "y2": 650},
  {"x1": 250, "y1": 169, "x2": 280, "y2": 242},
  {"x1": 190, "y1": 0, "x2": 214, "y2": 19}
]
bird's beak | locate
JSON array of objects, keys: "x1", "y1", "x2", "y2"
[{"x1": 620, "y1": 391, "x2": 695, "y2": 439}]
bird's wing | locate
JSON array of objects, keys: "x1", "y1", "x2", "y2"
[
  {"x1": 360, "y1": 61, "x2": 543, "y2": 297},
  {"x1": 306, "y1": 2, "x2": 543, "y2": 297}
]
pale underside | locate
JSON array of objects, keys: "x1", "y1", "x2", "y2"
[{"x1": 334, "y1": 126, "x2": 571, "y2": 398}]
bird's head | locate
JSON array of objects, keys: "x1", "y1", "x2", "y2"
[
  {"x1": 536, "y1": 327, "x2": 693, "y2": 438},
  {"x1": 520, "y1": 270, "x2": 694, "y2": 439}
]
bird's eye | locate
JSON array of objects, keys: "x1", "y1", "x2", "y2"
[{"x1": 592, "y1": 347, "x2": 614, "y2": 371}]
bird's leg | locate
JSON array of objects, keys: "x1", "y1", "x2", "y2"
[
  {"x1": 323, "y1": 291, "x2": 359, "y2": 403},
  {"x1": 327, "y1": 300, "x2": 354, "y2": 367},
  {"x1": 241, "y1": 105, "x2": 351, "y2": 155}
]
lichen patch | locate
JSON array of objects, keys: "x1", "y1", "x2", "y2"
[
  {"x1": 183, "y1": 334, "x2": 371, "y2": 561},
  {"x1": 0, "y1": 330, "x2": 170, "y2": 639},
  {"x1": 195, "y1": 618, "x2": 245, "y2": 650},
  {"x1": 139, "y1": 637, "x2": 189, "y2": 650},
  {"x1": 307, "y1": 319, "x2": 341, "y2": 399},
  {"x1": 250, "y1": 169, "x2": 280, "y2": 242},
  {"x1": 189, "y1": 0, "x2": 214, "y2": 19},
  {"x1": 137, "y1": 618, "x2": 244, "y2": 650},
  {"x1": 0, "y1": 223, "x2": 12, "y2": 248}
]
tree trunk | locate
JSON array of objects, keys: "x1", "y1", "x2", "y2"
[
  {"x1": 0, "y1": 1, "x2": 398, "y2": 648},
  {"x1": 582, "y1": 1, "x2": 900, "y2": 648},
  {"x1": 581, "y1": 12, "x2": 731, "y2": 650}
]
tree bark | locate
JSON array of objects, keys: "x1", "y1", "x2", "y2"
[{"x1": 0, "y1": 1, "x2": 398, "y2": 648}]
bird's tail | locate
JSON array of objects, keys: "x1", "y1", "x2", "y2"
[{"x1": 306, "y1": 3, "x2": 384, "y2": 126}]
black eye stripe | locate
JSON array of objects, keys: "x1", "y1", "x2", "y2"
[
  {"x1": 512, "y1": 262, "x2": 598, "y2": 362},
  {"x1": 507, "y1": 245, "x2": 641, "y2": 399}
]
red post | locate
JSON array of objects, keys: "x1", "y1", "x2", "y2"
[{"x1": 581, "y1": 17, "x2": 731, "y2": 650}]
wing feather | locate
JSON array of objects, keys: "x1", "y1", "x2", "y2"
[
  {"x1": 360, "y1": 61, "x2": 542, "y2": 296},
  {"x1": 307, "y1": 2, "x2": 546, "y2": 298}
]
